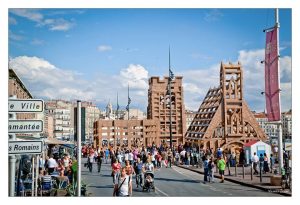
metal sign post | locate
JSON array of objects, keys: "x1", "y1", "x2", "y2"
[
  {"x1": 9, "y1": 96, "x2": 16, "y2": 197},
  {"x1": 8, "y1": 97, "x2": 44, "y2": 197}
]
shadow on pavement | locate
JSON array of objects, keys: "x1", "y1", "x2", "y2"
[
  {"x1": 89, "y1": 185, "x2": 114, "y2": 189},
  {"x1": 155, "y1": 177, "x2": 201, "y2": 183}
]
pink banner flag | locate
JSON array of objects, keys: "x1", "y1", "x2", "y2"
[{"x1": 265, "y1": 27, "x2": 281, "y2": 121}]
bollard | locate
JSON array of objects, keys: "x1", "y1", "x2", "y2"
[
  {"x1": 250, "y1": 163, "x2": 253, "y2": 181},
  {"x1": 227, "y1": 162, "x2": 231, "y2": 176},
  {"x1": 235, "y1": 159, "x2": 237, "y2": 177},
  {"x1": 242, "y1": 164, "x2": 245, "y2": 179},
  {"x1": 259, "y1": 165, "x2": 262, "y2": 183}
]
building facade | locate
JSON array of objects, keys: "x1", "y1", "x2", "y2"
[
  {"x1": 94, "y1": 119, "x2": 160, "y2": 149},
  {"x1": 253, "y1": 112, "x2": 278, "y2": 144},
  {"x1": 45, "y1": 100, "x2": 74, "y2": 141},
  {"x1": 82, "y1": 102, "x2": 101, "y2": 143},
  {"x1": 44, "y1": 115, "x2": 54, "y2": 138},
  {"x1": 282, "y1": 110, "x2": 292, "y2": 140},
  {"x1": 147, "y1": 76, "x2": 186, "y2": 147},
  {"x1": 253, "y1": 110, "x2": 292, "y2": 145},
  {"x1": 8, "y1": 69, "x2": 35, "y2": 120},
  {"x1": 74, "y1": 102, "x2": 101, "y2": 143},
  {"x1": 124, "y1": 108, "x2": 146, "y2": 120},
  {"x1": 185, "y1": 110, "x2": 197, "y2": 132}
]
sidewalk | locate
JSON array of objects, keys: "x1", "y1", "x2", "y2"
[{"x1": 177, "y1": 164, "x2": 291, "y2": 196}]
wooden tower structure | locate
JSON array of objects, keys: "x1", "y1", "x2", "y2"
[{"x1": 185, "y1": 62, "x2": 267, "y2": 152}]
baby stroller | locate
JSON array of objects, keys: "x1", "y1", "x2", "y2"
[{"x1": 143, "y1": 171, "x2": 155, "y2": 192}]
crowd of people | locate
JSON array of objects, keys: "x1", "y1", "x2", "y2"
[
  {"x1": 82, "y1": 142, "x2": 292, "y2": 196},
  {"x1": 37, "y1": 146, "x2": 76, "y2": 193}
]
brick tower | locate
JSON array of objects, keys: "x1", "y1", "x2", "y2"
[{"x1": 147, "y1": 76, "x2": 186, "y2": 147}]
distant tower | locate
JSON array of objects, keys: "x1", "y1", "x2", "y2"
[{"x1": 106, "y1": 100, "x2": 113, "y2": 119}]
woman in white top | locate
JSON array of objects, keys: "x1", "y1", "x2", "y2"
[
  {"x1": 113, "y1": 167, "x2": 130, "y2": 197},
  {"x1": 144, "y1": 158, "x2": 154, "y2": 172}
]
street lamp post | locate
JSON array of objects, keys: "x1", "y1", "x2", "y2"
[{"x1": 168, "y1": 47, "x2": 173, "y2": 152}]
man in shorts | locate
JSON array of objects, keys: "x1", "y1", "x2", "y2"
[{"x1": 217, "y1": 155, "x2": 226, "y2": 183}]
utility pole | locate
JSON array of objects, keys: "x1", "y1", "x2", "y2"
[
  {"x1": 275, "y1": 8, "x2": 284, "y2": 174},
  {"x1": 77, "y1": 100, "x2": 81, "y2": 196}
]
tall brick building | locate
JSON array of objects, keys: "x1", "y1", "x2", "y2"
[
  {"x1": 147, "y1": 76, "x2": 186, "y2": 146},
  {"x1": 94, "y1": 119, "x2": 160, "y2": 148}
]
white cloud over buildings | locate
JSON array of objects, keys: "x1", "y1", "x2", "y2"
[
  {"x1": 181, "y1": 48, "x2": 291, "y2": 112},
  {"x1": 9, "y1": 48, "x2": 291, "y2": 113}
]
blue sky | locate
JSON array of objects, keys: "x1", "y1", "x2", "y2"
[{"x1": 8, "y1": 8, "x2": 292, "y2": 112}]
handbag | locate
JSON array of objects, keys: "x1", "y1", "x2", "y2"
[{"x1": 115, "y1": 177, "x2": 127, "y2": 196}]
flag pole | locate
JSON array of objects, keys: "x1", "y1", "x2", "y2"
[
  {"x1": 117, "y1": 92, "x2": 119, "y2": 120},
  {"x1": 275, "y1": 8, "x2": 284, "y2": 174},
  {"x1": 168, "y1": 46, "x2": 173, "y2": 152},
  {"x1": 128, "y1": 84, "x2": 130, "y2": 120}
]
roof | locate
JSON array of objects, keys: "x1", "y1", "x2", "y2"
[
  {"x1": 253, "y1": 112, "x2": 267, "y2": 119},
  {"x1": 44, "y1": 138, "x2": 75, "y2": 145},
  {"x1": 243, "y1": 140, "x2": 260, "y2": 147},
  {"x1": 9, "y1": 69, "x2": 33, "y2": 98}
]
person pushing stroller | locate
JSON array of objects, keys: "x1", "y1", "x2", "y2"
[{"x1": 143, "y1": 157, "x2": 155, "y2": 192}]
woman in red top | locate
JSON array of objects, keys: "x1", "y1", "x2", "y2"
[{"x1": 112, "y1": 158, "x2": 121, "y2": 185}]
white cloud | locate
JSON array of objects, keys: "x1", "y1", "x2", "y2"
[
  {"x1": 9, "y1": 17, "x2": 17, "y2": 25},
  {"x1": 10, "y1": 56, "x2": 95, "y2": 101},
  {"x1": 119, "y1": 64, "x2": 149, "y2": 90},
  {"x1": 9, "y1": 49, "x2": 291, "y2": 113},
  {"x1": 179, "y1": 64, "x2": 220, "y2": 110},
  {"x1": 9, "y1": 56, "x2": 150, "y2": 111},
  {"x1": 97, "y1": 45, "x2": 112, "y2": 52},
  {"x1": 9, "y1": 30, "x2": 24, "y2": 41},
  {"x1": 204, "y1": 9, "x2": 223, "y2": 22},
  {"x1": 237, "y1": 49, "x2": 291, "y2": 112},
  {"x1": 44, "y1": 18, "x2": 75, "y2": 31},
  {"x1": 10, "y1": 9, "x2": 43, "y2": 22},
  {"x1": 179, "y1": 48, "x2": 291, "y2": 112},
  {"x1": 9, "y1": 9, "x2": 75, "y2": 32},
  {"x1": 31, "y1": 39, "x2": 44, "y2": 45}
]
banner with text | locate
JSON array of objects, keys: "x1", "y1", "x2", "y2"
[{"x1": 265, "y1": 27, "x2": 281, "y2": 121}]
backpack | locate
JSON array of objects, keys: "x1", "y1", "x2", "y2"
[{"x1": 22, "y1": 158, "x2": 32, "y2": 175}]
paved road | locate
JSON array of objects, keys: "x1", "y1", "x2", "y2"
[{"x1": 81, "y1": 159, "x2": 281, "y2": 197}]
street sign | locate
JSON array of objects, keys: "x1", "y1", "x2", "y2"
[
  {"x1": 8, "y1": 99, "x2": 44, "y2": 113},
  {"x1": 8, "y1": 120, "x2": 43, "y2": 133},
  {"x1": 9, "y1": 140, "x2": 43, "y2": 154}
]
